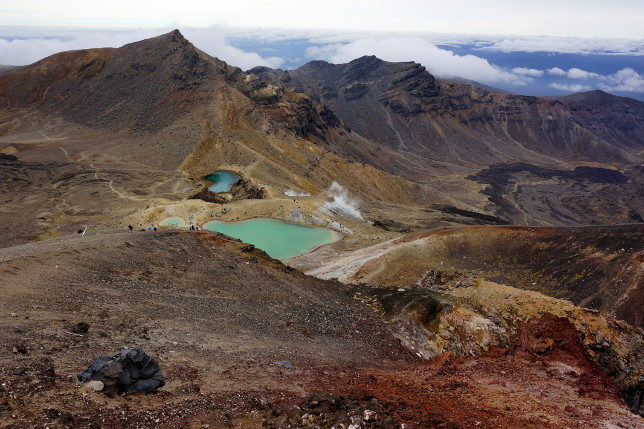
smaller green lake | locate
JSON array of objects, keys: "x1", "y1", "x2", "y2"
[
  {"x1": 206, "y1": 171, "x2": 240, "y2": 193},
  {"x1": 160, "y1": 216, "x2": 186, "y2": 227},
  {"x1": 204, "y1": 218, "x2": 340, "y2": 259}
]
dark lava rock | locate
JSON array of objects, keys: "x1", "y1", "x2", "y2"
[
  {"x1": 12, "y1": 342, "x2": 28, "y2": 355},
  {"x1": 77, "y1": 348, "x2": 165, "y2": 395},
  {"x1": 0, "y1": 153, "x2": 18, "y2": 161},
  {"x1": 623, "y1": 386, "x2": 643, "y2": 416},
  {"x1": 67, "y1": 321, "x2": 90, "y2": 334}
]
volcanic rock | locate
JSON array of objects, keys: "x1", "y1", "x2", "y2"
[{"x1": 77, "y1": 348, "x2": 165, "y2": 395}]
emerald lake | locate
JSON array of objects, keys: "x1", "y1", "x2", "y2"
[
  {"x1": 204, "y1": 218, "x2": 340, "y2": 259},
  {"x1": 206, "y1": 171, "x2": 240, "y2": 193}
]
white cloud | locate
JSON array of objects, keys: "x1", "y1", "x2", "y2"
[
  {"x1": 0, "y1": 27, "x2": 283, "y2": 69},
  {"x1": 546, "y1": 67, "x2": 601, "y2": 79},
  {"x1": 566, "y1": 68, "x2": 601, "y2": 79},
  {"x1": 547, "y1": 67, "x2": 566, "y2": 76},
  {"x1": 547, "y1": 67, "x2": 644, "y2": 93},
  {"x1": 549, "y1": 83, "x2": 592, "y2": 92},
  {"x1": 599, "y1": 68, "x2": 644, "y2": 92},
  {"x1": 181, "y1": 28, "x2": 283, "y2": 69},
  {"x1": 0, "y1": 30, "x2": 158, "y2": 65},
  {"x1": 481, "y1": 35, "x2": 644, "y2": 55},
  {"x1": 306, "y1": 37, "x2": 527, "y2": 84},
  {"x1": 512, "y1": 67, "x2": 543, "y2": 77}
]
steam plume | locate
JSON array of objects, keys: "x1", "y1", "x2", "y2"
[{"x1": 321, "y1": 182, "x2": 363, "y2": 220}]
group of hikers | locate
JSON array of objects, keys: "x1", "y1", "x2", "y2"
[
  {"x1": 126, "y1": 224, "x2": 203, "y2": 232},
  {"x1": 77, "y1": 223, "x2": 204, "y2": 236}
]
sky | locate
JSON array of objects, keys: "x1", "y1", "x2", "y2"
[
  {"x1": 1, "y1": 1, "x2": 643, "y2": 98},
  {"x1": 2, "y1": 0, "x2": 643, "y2": 38}
]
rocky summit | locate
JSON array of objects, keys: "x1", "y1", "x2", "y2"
[{"x1": 0, "y1": 30, "x2": 642, "y2": 427}]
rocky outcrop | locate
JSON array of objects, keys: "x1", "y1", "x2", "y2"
[
  {"x1": 362, "y1": 279, "x2": 643, "y2": 413},
  {"x1": 240, "y1": 73, "x2": 345, "y2": 141},
  {"x1": 191, "y1": 176, "x2": 266, "y2": 203}
]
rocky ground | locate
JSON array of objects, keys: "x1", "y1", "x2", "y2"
[{"x1": 0, "y1": 230, "x2": 641, "y2": 428}]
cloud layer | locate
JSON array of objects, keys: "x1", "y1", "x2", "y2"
[
  {"x1": 512, "y1": 67, "x2": 544, "y2": 77},
  {"x1": 479, "y1": 36, "x2": 643, "y2": 55},
  {"x1": 232, "y1": 27, "x2": 644, "y2": 56},
  {"x1": 4, "y1": 0, "x2": 644, "y2": 39}
]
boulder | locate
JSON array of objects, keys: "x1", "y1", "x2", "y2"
[{"x1": 77, "y1": 348, "x2": 165, "y2": 395}]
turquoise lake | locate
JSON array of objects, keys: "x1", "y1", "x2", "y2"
[
  {"x1": 206, "y1": 171, "x2": 240, "y2": 193},
  {"x1": 204, "y1": 218, "x2": 340, "y2": 259}
]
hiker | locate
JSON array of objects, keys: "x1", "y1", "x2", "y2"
[{"x1": 128, "y1": 225, "x2": 133, "y2": 232}]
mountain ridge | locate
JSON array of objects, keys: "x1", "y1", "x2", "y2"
[{"x1": 251, "y1": 56, "x2": 643, "y2": 165}]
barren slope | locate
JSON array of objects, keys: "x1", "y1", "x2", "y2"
[{"x1": 0, "y1": 230, "x2": 642, "y2": 427}]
